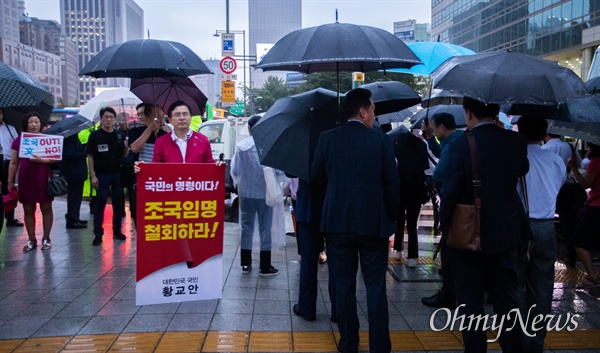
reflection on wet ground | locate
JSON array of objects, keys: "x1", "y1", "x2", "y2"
[{"x1": 0, "y1": 199, "x2": 598, "y2": 352}]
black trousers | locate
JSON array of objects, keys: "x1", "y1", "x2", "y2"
[
  {"x1": 448, "y1": 246, "x2": 523, "y2": 353},
  {"x1": 66, "y1": 181, "x2": 84, "y2": 223},
  {"x1": 2, "y1": 159, "x2": 14, "y2": 221}
]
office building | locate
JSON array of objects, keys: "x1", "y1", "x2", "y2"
[
  {"x1": 431, "y1": 0, "x2": 600, "y2": 79},
  {"x1": 189, "y1": 59, "x2": 221, "y2": 108},
  {"x1": 20, "y1": 14, "x2": 79, "y2": 106},
  {"x1": 0, "y1": 0, "x2": 62, "y2": 102},
  {"x1": 248, "y1": 0, "x2": 301, "y2": 89},
  {"x1": 61, "y1": 0, "x2": 143, "y2": 105}
]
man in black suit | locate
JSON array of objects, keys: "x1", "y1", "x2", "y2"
[
  {"x1": 440, "y1": 96, "x2": 530, "y2": 352},
  {"x1": 312, "y1": 88, "x2": 399, "y2": 353}
]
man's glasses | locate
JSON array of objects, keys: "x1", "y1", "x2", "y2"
[{"x1": 172, "y1": 112, "x2": 190, "y2": 118}]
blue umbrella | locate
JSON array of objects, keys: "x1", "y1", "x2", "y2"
[{"x1": 389, "y1": 42, "x2": 475, "y2": 76}]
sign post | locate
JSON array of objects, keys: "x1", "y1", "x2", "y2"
[{"x1": 221, "y1": 33, "x2": 235, "y2": 57}]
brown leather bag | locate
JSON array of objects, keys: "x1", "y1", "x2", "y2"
[{"x1": 446, "y1": 133, "x2": 481, "y2": 251}]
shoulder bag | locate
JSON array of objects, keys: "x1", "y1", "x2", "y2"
[
  {"x1": 48, "y1": 172, "x2": 68, "y2": 197},
  {"x1": 446, "y1": 133, "x2": 481, "y2": 251}
]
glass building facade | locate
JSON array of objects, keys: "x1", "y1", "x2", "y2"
[{"x1": 432, "y1": 0, "x2": 600, "y2": 78}]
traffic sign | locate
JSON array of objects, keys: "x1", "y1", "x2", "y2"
[
  {"x1": 221, "y1": 80, "x2": 235, "y2": 103},
  {"x1": 220, "y1": 56, "x2": 237, "y2": 74},
  {"x1": 230, "y1": 102, "x2": 244, "y2": 115},
  {"x1": 221, "y1": 33, "x2": 235, "y2": 57},
  {"x1": 219, "y1": 74, "x2": 238, "y2": 81}
]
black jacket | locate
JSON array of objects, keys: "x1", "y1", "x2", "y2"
[{"x1": 60, "y1": 135, "x2": 88, "y2": 183}]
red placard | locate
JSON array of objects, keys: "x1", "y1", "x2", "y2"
[{"x1": 136, "y1": 163, "x2": 224, "y2": 281}]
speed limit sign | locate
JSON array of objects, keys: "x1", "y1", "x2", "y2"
[{"x1": 220, "y1": 56, "x2": 237, "y2": 74}]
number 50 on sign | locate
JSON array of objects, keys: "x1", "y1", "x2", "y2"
[{"x1": 220, "y1": 56, "x2": 237, "y2": 74}]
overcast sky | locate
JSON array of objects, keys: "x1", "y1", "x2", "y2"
[{"x1": 23, "y1": 0, "x2": 432, "y2": 59}]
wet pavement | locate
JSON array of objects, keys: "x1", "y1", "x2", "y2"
[{"x1": 0, "y1": 199, "x2": 599, "y2": 352}]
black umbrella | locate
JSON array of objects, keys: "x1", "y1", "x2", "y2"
[
  {"x1": 547, "y1": 121, "x2": 600, "y2": 145},
  {"x1": 376, "y1": 105, "x2": 418, "y2": 124},
  {"x1": 430, "y1": 51, "x2": 590, "y2": 106},
  {"x1": 252, "y1": 88, "x2": 345, "y2": 180},
  {"x1": 0, "y1": 62, "x2": 54, "y2": 131},
  {"x1": 130, "y1": 76, "x2": 208, "y2": 116},
  {"x1": 508, "y1": 95, "x2": 600, "y2": 123},
  {"x1": 255, "y1": 22, "x2": 420, "y2": 73},
  {"x1": 422, "y1": 89, "x2": 463, "y2": 108},
  {"x1": 387, "y1": 125, "x2": 429, "y2": 179},
  {"x1": 79, "y1": 39, "x2": 213, "y2": 79},
  {"x1": 585, "y1": 76, "x2": 600, "y2": 93},
  {"x1": 358, "y1": 81, "x2": 421, "y2": 116},
  {"x1": 43, "y1": 114, "x2": 93, "y2": 138},
  {"x1": 410, "y1": 105, "x2": 466, "y2": 130}
]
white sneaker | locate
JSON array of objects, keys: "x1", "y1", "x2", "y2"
[
  {"x1": 405, "y1": 258, "x2": 416, "y2": 268},
  {"x1": 394, "y1": 251, "x2": 403, "y2": 259}
]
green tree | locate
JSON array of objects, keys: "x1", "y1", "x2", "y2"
[{"x1": 246, "y1": 76, "x2": 289, "y2": 113}]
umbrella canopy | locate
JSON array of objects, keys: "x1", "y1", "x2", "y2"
[
  {"x1": 547, "y1": 121, "x2": 600, "y2": 145},
  {"x1": 422, "y1": 89, "x2": 463, "y2": 107},
  {"x1": 78, "y1": 87, "x2": 141, "y2": 123},
  {"x1": 0, "y1": 62, "x2": 53, "y2": 108},
  {"x1": 255, "y1": 22, "x2": 421, "y2": 73},
  {"x1": 585, "y1": 76, "x2": 600, "y2": 93},
  {"x1": 79, "y1": 39, "x2": 214, "y2": 79},
  {"x1": 508, "y1": 95, "x2": 600, "y2": 123},
  {"x1": 376, "y1": 105, "x2": 419, "y2": 124},
  {"x1": 252, "y1": 88, "x2": 345, "y2": 180},
  {"x1": 357, "y1": 81, "x2": 421, "y2": 116},
  {"x1": 3, "y1": 101, "x2": 53, "y2": 133},
  {"x1": 389, "y1": 41, "x2": 476, "y2": 76},
  {"x1": 43, "y1": 114, "x2": 93, "y2": 138},
  {"x1": 130, "y1": 76, "x2": 208, "y2": 117},
  {"x1": 410, "y1": 104, "x2": 466, "y2": 130},
  {"x1": 430, "y1": 51, "x2": 590, "y2": 106},
  {"x1": 387, "y1": 125, "x2": 429, "y2": 179},
  {"x1": 0, "y1": 62, "x2": 54, "y2": 131}
]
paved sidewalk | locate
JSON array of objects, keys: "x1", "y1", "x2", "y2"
[{"x1": 0, "y1": 199, "x2": 599, "y2": 352}]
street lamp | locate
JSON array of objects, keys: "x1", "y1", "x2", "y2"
[{"x1": 214, "y1": 30, "x2": 256, "y2": 116}]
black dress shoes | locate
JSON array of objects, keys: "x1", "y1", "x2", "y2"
[
  {"x1": 6, "y1": 219, "x2": 24, "y2": 227},
  {"x1": 293, "y1": 304, "x2": 316, "y2": 321},
  {"x1": 422, "y1": 290, "x2": 456, "y2": 309},
  {"x1": 66, "y1": 221, "x2": 87, "y2": 229},
  {"x1": 78, "y1": 219, "x2": 88, "y2": 224}
]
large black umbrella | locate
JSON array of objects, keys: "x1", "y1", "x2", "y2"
[
  {"x1": 252, "y1": 88, "x2": 345, "y2": 180},
  {"x1": 410, "y1": 104, "x2": 466, "y2": 130},
  {"x1": 79, "y1": 39, "x2": 213, "y2": 79},
  {"x1": 387, "y1": 125, "x2": 429, "y2": 179},
  {"x1": 0, "y1": 62, "x2": 54, "y2": 130},
  {"x1": 255, "y1": 22, "x2": 421, "y2": 73},
  {"x1": 358, "y1": 81, "x2": 421, "y2": 116},
  {"x1": 130, "y1": 76, "x2": 208, "y2": 116},
  {"x1": 430, "y1": 51, "x2": 590, "y2": 106}
]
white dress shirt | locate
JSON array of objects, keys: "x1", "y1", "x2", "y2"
[
  {"x1": 521, "y1": 144, "x2": 567, "y2": 219},
  {"x1": 0, "y1": 122, "x2": 18, "y2": 160}
]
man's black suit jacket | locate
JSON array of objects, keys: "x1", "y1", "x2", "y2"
[
  {"x1": 311, "y1": 121, "x2": 400, "y2": 239},
  {"x1": 440, "y1": 123, "x2": 530, "y2": 253}
]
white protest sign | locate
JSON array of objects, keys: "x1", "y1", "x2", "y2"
[{"x1": 18, "y1": 132, "x2": 64, "y2": 160}]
